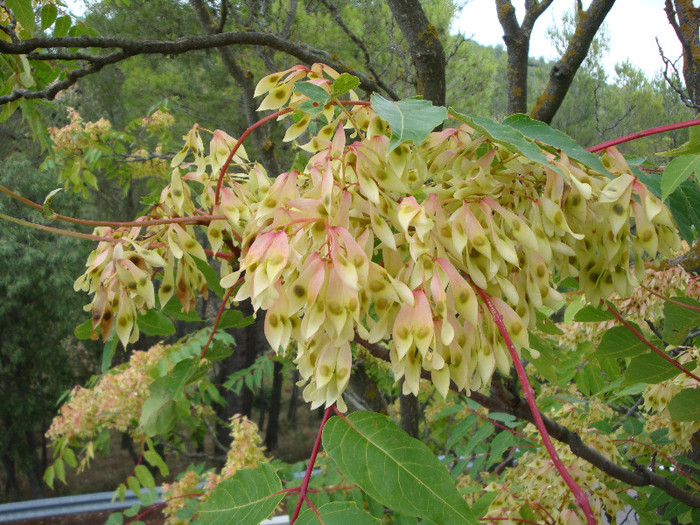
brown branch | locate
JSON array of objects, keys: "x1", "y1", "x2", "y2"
[
  {"x1": 353, "y1": 333, "x2": 700, "y2": 508},
  {"x1": 665, "y1": 0, "x2": 700, "y2": 111},
  {"x1": 0, "y1": 31, "x2": 388, "y2": 105},
  {"x1": 530, "y1": 0, "x2": 616, "y2": 123}
]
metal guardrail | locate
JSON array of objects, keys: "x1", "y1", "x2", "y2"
[{"x1": 0, "y1": 489, "x2": 290, "y2": 524}]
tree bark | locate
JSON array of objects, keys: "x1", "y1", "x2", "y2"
[
  {"x1": 530, "y1": 0, "x2": 616, "y2": 123},
  {"x1": 496, "y1": 0, "x2": 555, "y2": 115},
  {"x1": 385, "y1": 0, "x2": 446, "y2": 106},
  {"x1": 666, "y1": 0, "x2": 700, "y2": 111}
]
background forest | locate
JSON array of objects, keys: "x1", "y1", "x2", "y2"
[{"x1": 2, "y1": 1, "x2": 700, "y2": 524}]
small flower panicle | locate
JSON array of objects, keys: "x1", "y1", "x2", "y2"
[{"x1": 161, "y1": 415, "x2": 267, "y2": 525}]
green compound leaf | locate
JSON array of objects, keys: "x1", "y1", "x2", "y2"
[
  {"x1": 668, "y1": 388, "x2": 700, "y2": 421},
  {"x1": 296, "y1": 501, "x2": 380, "y2": 525},
  {"x1": 595, "y1": 325, "x2": 651, "y2": 360},
  {"x1": 658, "y1": 125, "x2": 700, "y2": 157},
  {"x1": 667, "y1": 179, "x2": 700, "y2": 244},
  {"x1": 662, "y1": 297, "x2": 700, "y2": 345},
  {"x1": 621, "y1": 353, "x2": 682, "y2": 386},
  {"x1": 450, "y1": 110, "x2": 566, "y2": 182},
  {"x1": 198, "y1": 463, "x2": 283, "y2": 525},
  {"x1": 372, "y1": 94, "x2": 447, "y2": 152},
  {"x1": 661, "y1": 155, "x2": 700, "y2": 201},
  {"x1": 322, "y1": 411, "x2": 478, "y2": 524},
  {"x1": 137, "y1": 309, "x2": 175, "y2": 336},
  {"x1": 503, "y1": 113, "x2": 612, "y2": 177}
]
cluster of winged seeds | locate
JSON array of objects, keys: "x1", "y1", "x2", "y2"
[{"x1": 74, "y1": 64, "x2": 680, "y2": 410}]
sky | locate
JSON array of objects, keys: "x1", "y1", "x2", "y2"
[{"x1": 453, "y1": 0, "x2": 683, "y2": 80}]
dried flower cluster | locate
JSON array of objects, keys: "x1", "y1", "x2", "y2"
[{"x1": 73, "y1": 63, "x2": 680, "y2": 412}]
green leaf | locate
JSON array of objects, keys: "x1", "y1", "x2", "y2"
[
  {"x1": 203, "y1": 342, "x2": 234, "y2": 361},
  {"x1": 198, "y1": 464, "x2": 283, "y2": 525},
  {"x1": 668, "y1": 388, "x2": 700, "y2": 421},
  {"x1": 525, "y1": 333, "x2": 558, "y2": 383},
  {"x1": 126, "y1": 476, "x2": 141, "y2": 501},
  {"x1": 144, "y1": 450, "x2": 169, "y2": 477},
  {"x1": 446, "y1": 414, "x2": 478, "y2": 450},
  {"x1": 55, "y1": 458, "x2": 65, "y2": 483},
  {"x1": 74, "y1": 319, "x2": 93, "y2": 340},
  {"x1": 139, "y1": 391, "x2": 177, "y2": 437},
  {"x1": 451, "y1": 111, "x2": 564, "y2": 181},
  {"x1": 503, "y1": 113, "x2": 612, "y2": 177},
  {"x1": 534, "y1": 309, "x2": 562, "y2": 335},
  {"x1": 218, "y1": 310, "x2": 254, "y2": 330},
  {"x1": 53, "y1": 15, "x2": 72, "y2": 37},
  {"x1": 162, "y1": 297, "x2": 202, "y2": 322},
  {"x1": 574, "y1": 304, "x2": 616, "y2": 322},
  {"x1": 658, "y1": 125, "x2": 700, "y2": 156},
  {"x1": 296, "y1": 501, "x2": 380, "y2": 525},
  {"x1": 662, "y1": 297, "x2": 700, "y2": 345},
  {"x1": 295, "y1": 82, "x2": 331, "y2": 105},
  {"x1": 471, "y1": 492, "x2": 498, "y2": 519},
  {"x1": 44, "y1": 465, "x2": 55, "y2": 489},
  {"x1": 487, "y1": 431, "x2": 513, "y2": 470},
  {"x1": 621, "y1": 353, "x2": 682, "y2": 386},
  {"x1": 457, "y1": 423, "x2": 494, "y2": 459},
  {"x1": 134, "y1": 465, "x2": 156, "y2": 490},
  {"x1": 193, "y1": 257, "x2": 224, "y2": 298},
  {"x1": 331, "y1": 73, "x2": 361, "y2": 98},
  {"x1": 105, "y1": 513, "x2": 123, "y2": 525},
  {"x1": 667, "y1": 178, "x2": 700, "y2": 243},
  {"x1": 372, "y1": 94, "x2": 447, "y2": 151},
  {"x1": 661, "y1": 155, "x2": 700, "y2": 201},
  {"x1": 62, "y1": 447, "x2": 77, "y2": 468},
  {"x1": 150, "y1": 358, "x2": 206, "y2": 399},
  {"x1": 102, "y1": 335, "x2": 118, "y2": 374},
  {"x1": 40, "y1": 3, "x2": 58, "y2": 30},
  {"x1": 137, "y1": 309, "x2": 176, "y2": 336},
  {"x1": 322, "y1": 411, "x2": 478, "y2": 524},
  {"x1": 6, "y1": 0, "x2": 34, "y2": 37},
  {"x1": 595, "y1": 325, "x2": 650, "y2": 360}
]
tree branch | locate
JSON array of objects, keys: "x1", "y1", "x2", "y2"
[
  {"x1": 318, "y1": 0, "x2": 399, "y2": 100},
  {"x1": 0, "y1": 31, "x2": 389, "y2": 105},
  {"x1": 353, "y1": 333, "x2": 700, "y2": 508},
  {"x1": 530, "y1": 0, "x2": 616, "y2": 123}
]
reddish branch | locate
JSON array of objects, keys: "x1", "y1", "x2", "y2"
[
  {"x1": 475, "y1": 287, "x2": 596, "y2": 525},
  {"x1": 605, "y1": 300, "x2": 700, "y2": 383}
]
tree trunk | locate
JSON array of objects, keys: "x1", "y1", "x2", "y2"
[
  {"x1": 399, "y1": 389, "x2": 420, "y2": 438},
  {"x1": 667, "y1": 0, "x2": 700, "y2": 111},
  {"x1": 385, "y1": 0, "x2": 446, "y2": 106}
]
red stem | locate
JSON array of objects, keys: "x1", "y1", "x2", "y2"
[
  {"x1": 290, "y1": 405, "x2": 335, "y2": 524},
  {"x1": 587, "y1": 118, "x2": 700, "y2": 152},
  {"x1": 475, "y1": 287, "x2": 596, "y2": 525},
  {"x1": 213, "y1": 108, "x2": 293, "y2": 207},
  {"x1": 640, "y1": 283, "x2": 700, "y2": 312},
  {"x1": 198, "y1": 284, "x2": 237, "y2": 360},
  {"x1": 605, "y1": 300, "x2": 700, "y2": 383}
]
